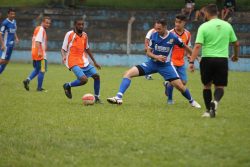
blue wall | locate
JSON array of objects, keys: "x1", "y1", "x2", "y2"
[{"x1": 11, "y1": 50, "x2": 250, "y2": 72}]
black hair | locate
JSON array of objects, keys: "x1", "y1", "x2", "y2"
[
  {"x1": 8, "y1": 8, "x2": 15, "y2": 14},
  {"x1": 155, "y1": 18, "x2": 167, "y2": 26},
  {"x1": 176, "y1": 14, "x2": 187, "y2": 21},
  {"x1": 74, "y1": 18, "x2": 84, "y2": 25},
  {"x1": 204, "y1": 4, "x2": 218, "y2": 16}
]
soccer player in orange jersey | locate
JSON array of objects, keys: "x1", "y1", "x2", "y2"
[
  {"x1": 164, "y1": 14, "x2": 198, "y2": 105},
  {"x1": 61, "y1": 18, "x2": 102, "y2": 103},
  {"x1": 23, "y1": 16, "x2": 51, "y2": 92}
]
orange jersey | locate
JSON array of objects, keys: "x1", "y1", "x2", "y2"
[
  {"x1": 31, "y1": 26, "x2": 47, "y2": 60},
  {"x1": 62, "y1": 30, "x2": 89, "y2": 69},
  {"x1": 170, "y1": 29, "x2": 191, "y2": 66}
]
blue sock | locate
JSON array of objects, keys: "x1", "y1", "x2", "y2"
[
  {"x1": 116, "y1": 78, "x2": 131, "y2": 99},
  {"x1": 182, "y1": 88, "x2": 193, "y2": 103},
  {"x1": 37, "y1": 72, "x2": 45, "y2": 89},
  {"x1": 69, "y1": 79, "x2": 82, "y2": 87},
  {"x1": 0, "y1": 64, "x2": 7, "y2": 74},
  {"x1": 94, "y1": 78, "x2": 100, "y2": 97},
  {"x1": 167, "y1": 84, "x2": 174, "y2": 101},
  {"x1": 28, "y1": 69, "x2": 39, "y2": 80}
]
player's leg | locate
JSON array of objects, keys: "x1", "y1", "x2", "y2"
[
  {"x1": 84, "y1": 64, "x2": 102, "y2": 103},
  {"x1": 210, "y1": 58, "x2": 228, "y2": 118},
  {"x1": 37, "y1": 59, "x2": 48, "y2": 92},
  {"x1": 63, "y1": 65, "x2": 88, "y2": 99},
  {"x1": 0, "y1": 46, "x2": 13, "y2": 74},
  {"x1": 200, "y1": 58, "x2": 214, "y2": 117},
  {"x1": 107, "y1": 62, "x2": 155, "y2": 104},
  {"x1": 144, "y1": 56, "x2": 153, "y2": 80},
  {"x1": 166, "y1": 65, "x2": 187, "y2": 104},
  {"x1": 23, "y1": 60, "x2": 40, "y2": 91},
  {"x1": 159, "y1": 63, "x2": 201, "y2": 108}
]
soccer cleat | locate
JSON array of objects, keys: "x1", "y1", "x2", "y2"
[
  {"x1": 167, "y1": 100, "x2": 174, "y2": 105},
  {"x1": 95, "y1": 97, "x2": 103, "y2": 104},
  {"x1": 23, "y1": 79, "x2": 30, "y2": 91},
  {"x1": 145, "y1": 75, "x2": 153, "y2": 80},
  {"x1": 202, "y1": 111, "x2": 211, "y2": 118},
  {"x1": 163, "y1": 81, "x2": 169, "y2": 96},
  {"x1": 107, "y1": 96, "x2": 123, "y2": 105},
  {"x1": 191, "y1": 100, "x2": 201, "y2": 108},
  {"x1": 209, "y1": 101, "x2": 218, "y2": 118},
  {"x1": 37, "y1": 88, "x2": 48, "y2": 92},
  {"x1": 63, "y1": 83, "x2": 72, "y2": 99}
]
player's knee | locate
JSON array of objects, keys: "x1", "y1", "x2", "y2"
[
  {"x1": 80, "y1": 76, "x2": 88, "y2": 85},
  {"x1": 92, "y1": 74, "x2": 100, "y2": 80},
  {"x1": 123, "y1": 70, "x2": 131, "y2": 78}
]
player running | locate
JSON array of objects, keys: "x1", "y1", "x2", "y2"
[
  {"x1": 0, "y1": 8, "x2": 19, "y2": 74},
  {"x1": 164, "y1": 14, "x2": 194, "y2": 105},
  {"x1": 23, "y1": 16, "x2": 51, "y2": 92},
  {"x1": 61, "y1": 18, "x2": 102, "y2": 103},
  {"x1": 107, "y1": 19, "x2": 201, "y2": 108},
  {"x1": 144, "y1": 24, "x2": 156, "y2": 80}
]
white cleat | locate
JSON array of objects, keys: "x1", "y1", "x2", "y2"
[
  {"x1": 191, "y1": 100, "x2": 201, "y2": 108},
  {"x1": 107, "y1": 97, "x2": 123, "y2": 105},
  {"x1": 202, "y1": 112, "x2": 211, "y2": 118}
]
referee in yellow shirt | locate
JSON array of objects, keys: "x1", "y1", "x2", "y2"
[{"x1": 189, "y1": 4, "x2": 239, "y2": 118}]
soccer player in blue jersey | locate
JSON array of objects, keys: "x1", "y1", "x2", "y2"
[
  {"x1": 0, "y1": 8, "x2": 19, "y2": 74},
  {"x1": 107, "y1": 19, "x2": 201, "y2": 108}
]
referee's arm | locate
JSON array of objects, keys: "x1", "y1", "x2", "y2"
[
  {"x1": 188, "y1": 43, "x2": 202, "y2": 72},
  {"x1": 231, "y1": 41, "x2": 240, "y2": 62}
]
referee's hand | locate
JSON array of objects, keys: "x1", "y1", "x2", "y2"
[
  {"x1": 231, "y1": 55, "x2": 239, "y2": 62},
  {"x1": 188, "y1": 64, "x2": 195, "y2": 73}
]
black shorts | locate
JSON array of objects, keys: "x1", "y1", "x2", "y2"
[{"x1": 200, "y1": 57, "x2": 228, "y2": 86}]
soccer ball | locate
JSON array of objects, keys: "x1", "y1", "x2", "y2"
[{"x1": 82, "y1": 93, "x2": 95, "y2": 105}]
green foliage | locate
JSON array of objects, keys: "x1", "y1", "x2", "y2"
[{"x1": 0, "y1": 63, "x2": 250, "y2": 166}]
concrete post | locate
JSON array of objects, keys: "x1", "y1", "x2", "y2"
[{"x1": 127, "y1": 16, "x2": 136, "y2": 55}]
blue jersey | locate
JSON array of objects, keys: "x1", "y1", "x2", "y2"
[
  {"x1": 0, "y1": 18, "x2": 17, "y2": 47},
  {"x1": 149, "y1": 31, "x2": 184, "y2": 63}
]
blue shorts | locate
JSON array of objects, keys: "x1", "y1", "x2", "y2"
[
  {"x1": 137, "y1": 60, "x2": 180, "y2": 81},
  {"x1": 0, "y1": 46, "x2": 13, "y2": 60},
  {"x1": 175, "y1": 65, "x2": 187, "y2": 83},
  {"x1": 33, "y1": 59, "x2": 48, "y2": 72},
  {"x1": 71, "y1": 64, "x2": 98, "y2": 79}
]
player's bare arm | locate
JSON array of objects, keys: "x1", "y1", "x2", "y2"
[
  {"x1": 0, "y1": 33, "x2": 6, "y2": 50},
  {"x1": 86, "y1": 48, "x2": 101, "y2": 70},
  {"x1": 144, "y1": 38, "x2": 150, "y2": 52},
  {"x1": 146, "y1": 47, "x2": 166, "y2": 62},
  {"x1": 15, "y1": 33, "x2": 19, "y2": 43},
  {"x1": 60, "y1": 49, "x2": 67, "y2": 64},
  {"x1": 231, "y1": 41, "x2": 240, "y2": 62}
]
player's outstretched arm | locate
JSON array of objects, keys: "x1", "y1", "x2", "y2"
[
  {"x1": 86, "y1": 48, "x2": 101, "y2": 70},
  {"x1": 231, "y1": 41, "x2": 240, "y2": 62}
]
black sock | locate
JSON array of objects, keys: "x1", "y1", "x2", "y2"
[
  {"x1": 214, "y1": 88, "x2": 224, "y2": 102},
  {"x1": 203, "y1": 89, "x2": 212, "y2": 111}
]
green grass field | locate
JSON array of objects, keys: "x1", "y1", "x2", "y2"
[{"x1": 0, "y1": 63, "x2": 250, "y2": 167}]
